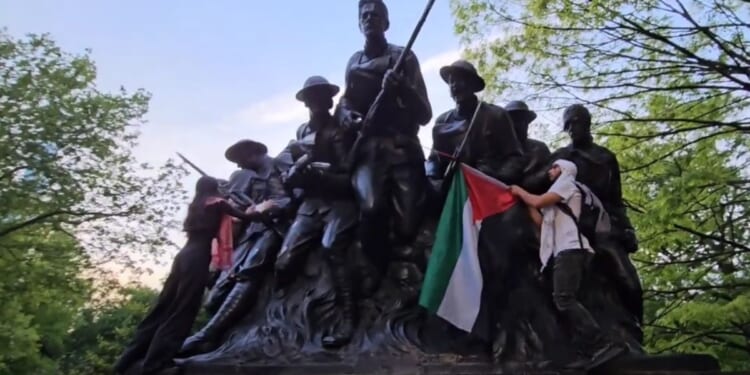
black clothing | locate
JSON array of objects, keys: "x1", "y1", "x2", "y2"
[
  {"x1": 552, "y1": 250, "x2": 605, "y2": 350},
  {"x1": 115, "y1": 200, "x2": 256, "y2": 374}
]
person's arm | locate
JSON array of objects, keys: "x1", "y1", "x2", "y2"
[
  {"x1": 510, "y1": 185, "x2": 563, "y2": 209},
  {"x1": 216, "y1": 199, "x2": 262, "y2": 221},
  {"x1": 527, "y1": 205, "x2": 543, "y2": 227}
]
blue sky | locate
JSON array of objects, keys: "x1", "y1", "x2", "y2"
[
  {"x1": 1, "y1": 0, "x2": 465, "y2": 284},
  {"x1": 1, "y1": 1, "x2": 461, "y2": 166}
]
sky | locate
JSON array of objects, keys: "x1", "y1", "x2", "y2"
[{"x1": 0, "y1": 0, "x2": 468, "y2": 285}]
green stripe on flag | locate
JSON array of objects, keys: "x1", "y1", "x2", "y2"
[{"x1": 419, "y1": 171, "x2": 469, "y2": 313}]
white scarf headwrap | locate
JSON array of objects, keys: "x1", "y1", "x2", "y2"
[{"x1": 539, "y1": 159, "x2": 578, "y2": 270}]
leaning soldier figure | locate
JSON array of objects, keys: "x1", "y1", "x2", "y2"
[
  {"x1": 337, "y1": 0, "x2": 432, "y2": 283},
  {"x1": 275, "y1": 76, "x2": 360, "y2": 348},
  {"x1": 179, "y1": 140, "x2": 292, "y2": 356},
  {"x1": 546, "y1": 104, "x2": 643, "y2": 325}
]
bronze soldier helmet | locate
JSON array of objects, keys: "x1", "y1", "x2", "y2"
[
  {"x1": 295, "y1": 76, "x2": 340, "y2": 102},
  {"x1": 562, "y1": 104, "x2": 592, "y2": 131},
  {"x1": 225, "y1": 139, "x2": 268, "y2": 164},
  {"x1": 505, "y1": 100, "x2": 537, "y2": 123},
  {"x1": 439, "y1": 59, "x2": 486, "y2": 93}
]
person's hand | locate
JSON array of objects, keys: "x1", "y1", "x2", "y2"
[
  {"x1": 509, "y1": 185, "x2": 524, "y2": 197},
  {"x1": 254, "y1": 200, "x2": 278, "y2": 214},
  {"x1": 382, "y1": 69, "x2": 403, "y2": 91}
]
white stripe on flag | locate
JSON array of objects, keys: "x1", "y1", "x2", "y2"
[{"x1": 436, "y1": 200, "x2": 484, "y2": 332}]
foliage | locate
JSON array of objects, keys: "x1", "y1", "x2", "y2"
[
  {"x1": 58, "y1": 287, "x2": 158, "y2": 375},
  {"x1": 0, "y1": 30, "x2": 187, "y2": 373},
  {"x1": 59, "y1": 285, "x2": 211, "y2": 375},
  {"x1": 452, "y1": 0, "x2": 750, "y2": 370}
]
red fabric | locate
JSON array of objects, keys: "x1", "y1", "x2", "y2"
[
  {"x1": 461, "y1": 164, "x2": 517, "y2": 222},
  {"x1": 206, "y1": 197, "x2": 234, "y2": 271}
]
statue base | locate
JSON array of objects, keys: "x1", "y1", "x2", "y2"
[{"x1": 180, "y1": 353, "x2": 720, "y2": 374}]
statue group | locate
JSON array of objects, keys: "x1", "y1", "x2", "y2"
[{"x1": 126, "y1": 1, "x2": 721, "y2": 374}]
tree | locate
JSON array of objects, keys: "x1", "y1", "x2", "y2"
[
  {"x1": 0, "y1": 31, "x2": 187, "y2": 373},
  {"x1": 59, "y1": 286, "x2": 158, "y2": 375},
  {"x1": 451, "y1": 0, "x2": 750, "y2": 370},
  {"x1": 59, "y1": 286, "x2": 211, "y2": 375}
]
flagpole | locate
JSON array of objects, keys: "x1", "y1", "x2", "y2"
[{"x1": 443, "y1": 98, "x2": 484, "y2": 179}]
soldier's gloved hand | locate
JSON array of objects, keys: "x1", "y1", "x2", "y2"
[
  {"x1": 622, "y1": 228, "x2": 639, "y2": 253},
  {"x1": 383, "y1": 69, "x2": 403, "y2": 91}
]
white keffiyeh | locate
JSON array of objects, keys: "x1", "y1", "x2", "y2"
[{"x1": 539, "y1": 159, "x2": 578, "y2": 270}]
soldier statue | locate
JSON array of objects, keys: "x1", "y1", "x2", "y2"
[
  {"x1": 275, "y1": 76, "x2": 360, "y2": 348},
  {"x1": 504, "y1": 100, "x2": 551, "y2": 193},
  {"x1": 427, "y1": 60, "x2": 524, "y2": 187},
  {"x1": 336, "y1": 0, "x2": 432, "y2": 281}
]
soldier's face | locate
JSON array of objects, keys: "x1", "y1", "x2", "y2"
[
  {"x1": 242, "y1": 153, "x2": 264, "y2": 170},
  {"x1": 509, "y1": 112, "x2": 529, "y2": 137},
  {"x1": 304, "y1": 92, "x2": 333, "y2": 114},
  {"x1": 448, "y1": 72, "x2": 472, "y2": 102},
  {"x1": 359, "y1": 4, "x2": 388, "y2": 38},
  {"x1": 565, "y1": 120, "x2": 590, "y2": 143}
]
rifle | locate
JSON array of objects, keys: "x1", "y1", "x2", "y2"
[
  {"x1": 345, "y1": 0, "x2": 437, "y2": 168},
  {"x1": 443, "y1": 101, "x2": 484, "y2": 179},
  {"x1": 177, "y1": 152, "x2": 208, "y2": 177}
]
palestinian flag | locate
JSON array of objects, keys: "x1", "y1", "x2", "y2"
[{"x1": 419, "y1": 164, "x2": 517, "y2": 334}]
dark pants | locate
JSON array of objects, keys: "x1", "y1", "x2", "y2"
[
  {"x1": 552, "y1": 249, "x2": 604, "y2": 352},
  {"x1": 115, "y1": 238, "x2": 211, "y2": 374}
]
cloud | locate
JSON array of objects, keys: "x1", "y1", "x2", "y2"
[
  {"x1": 421, "y1": 49, "x2": 461, "y2": 74},
  {"x1": 230, "y1": 93, "x2": 309, "y2": 131}
]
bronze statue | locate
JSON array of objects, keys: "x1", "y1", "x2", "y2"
[
  {"x1": 547, "y1": 104, "x2": 643, "y2": 324},
  {"x1": 427, "y1": 60, "x2": 524, "y2": 187},
  {"x1": 337, "y1": 0, "x2": 432, "y2": 280},
  {"x1": 505, "y1": 100, "x2": 552, "y2": 193},
  {"x1": 275, "y1": 76, "x2": 360, "y2": 348},
  {"x1": 180, "y1": 140, "x2": 291, "y2": 356}
]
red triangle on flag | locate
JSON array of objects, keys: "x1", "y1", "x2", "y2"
[{"x1": 461, "y1": 164, "x2": 517, "y2": 222}]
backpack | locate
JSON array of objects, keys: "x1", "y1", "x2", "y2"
[{"x1": 556, "y1": 182, "x2": 611, "y2": 248}]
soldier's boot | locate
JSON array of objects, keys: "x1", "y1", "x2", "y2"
[
  {"x1": 322, "y1": 250, "x2": 356, "y2": 348},
  {"x1": 179, "y1": 279, "x2": 260, "y2": 357}
]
